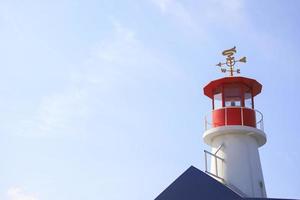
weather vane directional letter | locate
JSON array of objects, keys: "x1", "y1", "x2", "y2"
[{"x1": 216, "y1": 46, "x2": 246, "y2": 76}]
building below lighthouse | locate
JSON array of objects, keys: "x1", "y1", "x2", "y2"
[{"x1": 154, "y1": 47, "x2": 298, "y2": 200}]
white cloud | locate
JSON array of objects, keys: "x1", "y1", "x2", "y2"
[
  {"x1": 94, "y1": 21, "x2": 141, "y2": 65},
  {"x1": 150, "y1": 0, "x2": 180, "y2": 16},
  {"x1": 0, "y1": 3, "x2": 22, "y2": 37},
  {"x1": 202, "y1": 0, "x2": 246, "y2": 26},
  {"x1": 151, "y1": 0, "x2": 247, "y2": 29},
  {"x1": 15, "y1": 20, "x2": 184, "y2": 137},
  {"x1": 150, "y1": 0, "x2": 280, "y2": 59},
  {"x1": 17, "y1": 88, "x2": 89, "y2": 136},
  {"x1": 151, "y1": 0, "x2": 175, "y2": 13},
  {"x1": 150, "y1": 0, "x2": 197, "y2": 29},
  {"x1": 7, "y1": 187, "x2": 38, "y2": 200},
  {"x1": 83, "y1": 20, "x2": 184, "y2": 86}
]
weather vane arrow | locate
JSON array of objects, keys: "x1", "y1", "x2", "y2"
[{"x1": 216, "y1": 46, "x2": 246, "y2": 76}]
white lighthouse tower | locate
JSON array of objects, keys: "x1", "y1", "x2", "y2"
[{"x1": 203, "y1": 47, "x2": 267, "y2": 198}]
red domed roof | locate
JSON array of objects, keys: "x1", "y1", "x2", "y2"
[{"x1": 203, "y1": 76, "x2": 262, "y2": 99}]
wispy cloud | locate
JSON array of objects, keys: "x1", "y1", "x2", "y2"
[
  {"x1": 17, "y1": 88, "x2": 89, "y2": 136},
  {"x1": 7, "y1": 187, "x2": 38, "y2": 200},
  {"x1": 150, "y1": 0, "x2": 197, "y2": 29},
  {"x1": 81, "y1": 20, "x2": 184, "y2": 88},
  {"x1": 150, "y1": 0, "x2": 280, "y2": 59},
  {"x1": 203, "y1": 0, "x2": 246, "y2": 25},
  {"x1": 0, "y1": 3, "x2": 23, "y2": 38},
  {"x1": 151, "y1": 0, "x2": 173, "y2": 13},
  {"x1": 150, "y1": 0, "x2": 247, "y2": 29},
  {"x1": 15, "y1": 20, "x2": 184, "y2": 137}
]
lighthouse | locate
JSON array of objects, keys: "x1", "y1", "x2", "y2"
[
  {"x1": 154, "y1": 47, "x2": 297, "y2": 200},
  {"x1": 203, "y1": 47, "x2": 267, "y2": 198}
]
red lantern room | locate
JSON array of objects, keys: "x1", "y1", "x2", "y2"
[{"x1": 204, "y1": 76, "x2": 262, "y2": 128}]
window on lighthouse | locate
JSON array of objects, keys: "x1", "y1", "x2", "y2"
[
  {"x1": 244, "y1": 92, "x2": 253, "y2": 108},
  {"x1": 213, "y1": 90, "x2": 222, "y2": 109},
  {"x1": 224, "y1": 85, "x2": 241, "y2": 107}
]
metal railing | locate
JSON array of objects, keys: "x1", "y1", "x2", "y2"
[
  {"x1": 205, "y1": 107, "x2": 264, "y2": 131},
  {"x1": 204, "y1": 144, "x2": 225, "y2": 181}
]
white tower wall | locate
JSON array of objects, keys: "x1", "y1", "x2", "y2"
[{"x1": 204, "y1": 125, "x2": 267, "y2": 198}]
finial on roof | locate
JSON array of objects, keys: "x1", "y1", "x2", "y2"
[{"x1": 215, "y1": 46, "x2": 246, "y2": 76}]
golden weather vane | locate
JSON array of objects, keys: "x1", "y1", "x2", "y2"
[{"x1": 216, "y1": 46, "x2": 247, "y2": 76}]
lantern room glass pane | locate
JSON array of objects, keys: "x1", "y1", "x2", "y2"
[
  {"x1": 213, "y1": 92, "x2": 222, "y2": 109},
  {"x1": 244, "y1": 92, "x2": 253, "y2": 108},
  {"x1": 224, "y1": 85, "x2": 241, "y2": 107}
]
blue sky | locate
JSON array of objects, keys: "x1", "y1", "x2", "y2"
[{"x1": 1, "y1": 0, "x2": 300, "y2": 200}]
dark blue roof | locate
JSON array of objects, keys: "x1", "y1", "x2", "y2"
[
  {"x1": 155, "y1": 166, "x2": 297, "y2": 200},
  {"x1": 155, "y1": 166, "x2": 241, "y2": 200},
  {"x1": 246, "y1": 199, "x2": 297, "y2": 200}
]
